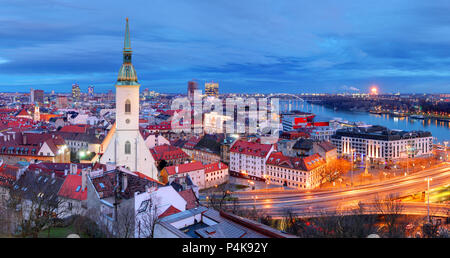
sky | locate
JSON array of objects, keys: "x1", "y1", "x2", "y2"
[{"x1": 1, "y1": 0, "x2": 450, "y2": 94}]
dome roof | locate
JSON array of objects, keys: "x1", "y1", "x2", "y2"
[{"x1": 117, "y1": 63, "x2": 139, "y2": 85}]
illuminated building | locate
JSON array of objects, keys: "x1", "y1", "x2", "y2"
[
  {"x1": 205, "y1": 81, "x2": 219, "y2": 98},
  {"x1": 30, "y1": 89, "x2": 44, "y2": 104},
  {"x1": 187, "y1": 80, "x2": 199, "y2": 100},
  {"x1": 72, "y1": 83, "x2": 81, "y2": 101},
  {"x1": 88, "y1": 85, "x2": 94, "y2": 98},
  {"x1": 331, "y1": 125, "x2": 433, "y2": 162}
]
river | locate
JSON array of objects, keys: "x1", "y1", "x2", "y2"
[{"x1": 279, "y1": 100, "x2": 450, "y2": 143}]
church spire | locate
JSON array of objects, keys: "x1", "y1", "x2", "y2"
[
  {"x1": 124, "y1": 17, "x2": 131, "y2": 51},
  {"x1": 117, "y1": 18, "x2": 139, "y2": 85}
]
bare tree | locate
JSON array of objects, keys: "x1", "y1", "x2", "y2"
[
  {"x1": 7, "y1": 172, "x2": 72, "y2": 238},
  {"x1": 205, "y1": 183, "x2": 233, "y2": 211},
  {"x1": 373, "y1": 193, "x2": 406, "y2": 238},
  {"x1": 319, "y1": 158, "x2": 351, "y2": 185},
  {"x1": 112, "y1": 206, "x2": 135, "y2": 238},
  {"x1": 0, "y1": 199, "x2": 15, "y2": 236},
  {"x1": 136, "y1": 195, "x2": 162, "y2": 238}
]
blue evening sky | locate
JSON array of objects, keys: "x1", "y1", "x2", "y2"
[{"x1": 1, "y1": 0, "x2": 450, "y2": 94}]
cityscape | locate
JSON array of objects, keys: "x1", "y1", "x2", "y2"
[{"x1": 0, "y1": 1, "x2": 449, "y2": 246}]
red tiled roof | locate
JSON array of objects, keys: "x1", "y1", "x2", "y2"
[
  {"x1": 146, "y1": 122, "x2": 172, "y2": 131},
  {"x1": 134, "y1": 171, "x2": 164, "y2": 185},
  {"x1": 159, "y1": 109, "x2": 182, "y2": 116},
  {"x1": 0, "y1": 164, "x2": 19, "y2": 187},
  {"x1": 59, "y1": 124, "x2": 88, "y2": 133},
  {"x1": 267, "y1": 152, "x2": 325, "y2": 171},
  {"x1": 317, "y1": 141, "x2": 336, "y2": 152},
  {"x1": 183, "y1": 136, "x2": 201, "y2": 150},
  {"x1": 178, "y1": 189, "x2": 199, "y2": 209},
  {"x1": 165, "y1": 161, "x2": 204, "y2": 175},
  {"x1": 150, "y1": 144, "x2": 189, "y2": 161},
  {"x1": 58, "y1": 174, "x2": 87, "y2": 201},
  {"x1": 230, "y1": 140, "x2": 273, "y2": 158},
  {"x1": 16, "y1": 109, "x2": 30, "y2": 117},
  {"x1": 204, "y1": 162, "x2": 228, "y2": 174},
  {"x1": 158, "y1": 205, "x2": 181, "y2": 219}
]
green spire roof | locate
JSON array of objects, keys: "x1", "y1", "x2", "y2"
[
  {"x1": 116, "y1": 18, "x2": 139, "y2": 86},
  {"x1": 124, "y1": 17, "x2": 131, "y2": 51}
]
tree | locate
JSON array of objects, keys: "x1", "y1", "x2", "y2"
[
  {"x1": 373, "y1": 194, "x2": 406, "y2": 238},
  {"x1": 112, "y1": 206, "x2": 135, "y2": 238},
  {"x1": 319, "y1": 158, "x2": 351, "y2": 185},
  {"x1": 7, "y1": 172, "x2": 72, "y2": 238},
  {"x1": 157, "y1": 159, "x2": 168, "y2": 171},
  {"x1": 135, "y1": 194, "x2": 163, "y2": 238},
  {"x1": 205, "y1": 183, "x2": 233, "y2": 211},
  {"x1": 279, "y1": 204, "x2": 379, "y2": 238}
]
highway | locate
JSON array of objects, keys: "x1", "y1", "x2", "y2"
[{"x1": 225, "y1": 163, "x2": 450, "y2": 218}]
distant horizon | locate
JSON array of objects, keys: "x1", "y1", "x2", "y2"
[{"x1": 1, "y1": 88, "x2": 449, "y2": 95}]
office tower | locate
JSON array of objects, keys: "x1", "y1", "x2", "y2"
[
  {"x1": 205, "y1": 81, "x2": 219, "y2": 98},
  {"x1": 72, "y1": 83, "x2": 81, "y2": 100}
]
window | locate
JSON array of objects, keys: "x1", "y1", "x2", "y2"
[
  {"x1": 125, "y1": 141, "x2": 131, "y2": 154},
  {"x1": 125, "y1": 99, "x2": 131, "y2": 113}
]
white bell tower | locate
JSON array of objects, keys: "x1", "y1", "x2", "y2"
[{"x1": 99, "y1": 18, "x2": 158, "y2": 180}]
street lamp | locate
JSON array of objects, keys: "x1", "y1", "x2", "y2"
[{"x1": 425, "y1": 177, "x2": 432, "y2": 223}]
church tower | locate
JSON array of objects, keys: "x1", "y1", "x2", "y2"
[
  {"x1": 33, "y1": 103, "x2": 40, "y2": 122},
  {"x1": 100, "y1": 18, "x2": 158, "y2": 179},
  {"x1": 116, "y1": 18, "x2": 140, "y2": 131}
]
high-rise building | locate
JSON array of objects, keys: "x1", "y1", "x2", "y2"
[
  {"x1": 72, "y1": 83, "x2": 81, "y2": 101},
  {"x1": 107, "y1": 89, "x2": 114, "y2": 101},
  {"x1": 30, "y1": 88, "x2": 34, "y2": 103},
  {"x1": 57, "y1": 96, "x2": 68, "y2": 108},
  {"x1": 205, "y1": 81, "x2": 219, "y2": 98},
  {"x1": 33, "y1": 89, "x2": 44, "y2": 104},
  {"x1": 188, "y1": 80, "x2": 199, "y2": 100},
  {"x1": 99, "y1": 18, "x2": 158, "y2": 180},
  {"x1": 88, "y1": 85, "x2": 94, "y2": 98}
]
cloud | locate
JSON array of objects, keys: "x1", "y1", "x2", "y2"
[
  {"x1": 340, "y1": 85, "x2": 360, "y2": 92},
  {"x1": 0, "y1": 0, "x2": 450, "y2": 93}
]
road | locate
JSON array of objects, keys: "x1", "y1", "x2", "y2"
[{"x1": 225, "y1": 163, "x2": 450, "y2": 218}]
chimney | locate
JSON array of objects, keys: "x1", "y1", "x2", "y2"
[
  {"x1": 219, "y1": 163, "x2": 221, "y2": 169},
  {"x1": 122, "y1": 173, "x2": 128, "y2": 192},
  {"x1": 175, "y1": 166, "x2": 179, "y2": 174},
  {"x1": 64, "y1": 169, "x2": 68, "y2": 176},
  {"x1": 70, "y1": 163, "x2": 77, "y2": 175},
  {"x1": 81, "y1": 169, "x2": 87, "y2": 191}
]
